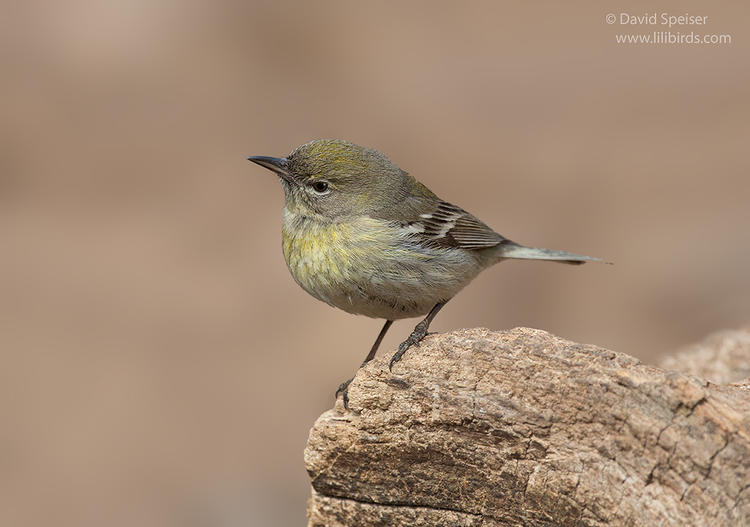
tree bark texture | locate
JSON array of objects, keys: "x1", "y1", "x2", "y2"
[{"x1": 305, "y1": 327, "x2": 750, "y2": 526}]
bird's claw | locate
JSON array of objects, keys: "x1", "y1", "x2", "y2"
[
  {"x1": 388, "y1": 354, "x2": 400, "y2": 372},
  {"x1": 389, "y1": 333, "x2": 423, "y2": 371},
  {"x1": 335, "y1": 378, "x2": 353, "y2": 409}
]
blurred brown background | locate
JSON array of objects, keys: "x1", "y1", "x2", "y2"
[{"x1": 1, "y1": 1, "x2": 748, "y2": 525}]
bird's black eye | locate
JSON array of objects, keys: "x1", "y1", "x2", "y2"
[{"x1": 311, "y1": 180, "x2": 330, "y2": 194}]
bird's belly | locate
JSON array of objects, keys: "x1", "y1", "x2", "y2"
[{"x1": 281, "y1": 216, "x2": 484, "y2": 320}]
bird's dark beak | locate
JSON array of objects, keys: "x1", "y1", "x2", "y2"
[{"x1": 247, "y1": 156, "x2": 293, "y2": 182}]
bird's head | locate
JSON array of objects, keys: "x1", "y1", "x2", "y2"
[{"x1": 248, "y1": 139, "x2": 412, "y2": 220}]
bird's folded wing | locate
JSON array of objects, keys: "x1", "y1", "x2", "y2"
[{"x1": 398, "y1": 200, "x2": 508, "y2": 250}]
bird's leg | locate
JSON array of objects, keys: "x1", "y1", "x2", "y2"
[
  {"x1": 389, "y1": 301, "x2": 448, "y2": 371},
  {"x1": 336, "y1": 319, "x2": 393, "y2": 408}
]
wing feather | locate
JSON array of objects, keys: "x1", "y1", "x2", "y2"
[{"x1": 402, "y1": 201, "x2": 506, "y2": 250}]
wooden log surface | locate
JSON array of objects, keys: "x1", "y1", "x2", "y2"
[{"x1": 305, "y1": 327, "x2": 750, "y2": 526}]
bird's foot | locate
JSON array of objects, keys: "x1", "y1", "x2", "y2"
[
  {"x1": 389, "y1": 320, "x2": 430, "y2": 371},
  {"x1": 335, "y1": 378, "x2": 354, "y2": 409}
]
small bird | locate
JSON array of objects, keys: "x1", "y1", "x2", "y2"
[{"x1": 248, "y1": 139, "x2": 604, "y2": 406}]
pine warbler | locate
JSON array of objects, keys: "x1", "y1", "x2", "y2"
[{"x1": 248, "y1": 139, "x2": 604, "y2": 406}]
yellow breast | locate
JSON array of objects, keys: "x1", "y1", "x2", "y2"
[
  {"x1": 281, "y1": 211, "x2": 379, "y2": 307},
  {"x1": 279, "y1": 209, "x2": 480, "y2": 319},
  {"x1": 282, "y1": 220, "x2": 348, "y2": 281}
]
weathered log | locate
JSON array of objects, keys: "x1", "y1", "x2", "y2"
[
  {"x1": 305, "y1": 327, "x2": 750, "y2": 526},
  {"x1": 659, "y1": 327, "x2": 750, "y2": 385}
]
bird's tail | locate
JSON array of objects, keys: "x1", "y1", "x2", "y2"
[{"x1": 495, "y1": 242, "x2": 606, "y2": 265}]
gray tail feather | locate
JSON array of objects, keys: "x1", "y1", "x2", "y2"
[{"x1": 497, "y1": 242, "x2": 606, "y2": 265}]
